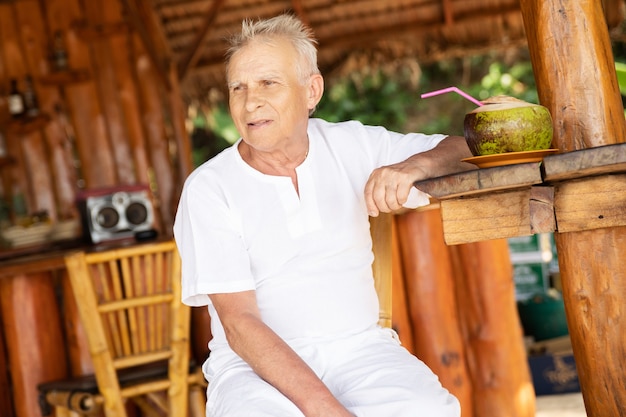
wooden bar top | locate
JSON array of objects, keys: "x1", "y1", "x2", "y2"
[
  {"x1": 412, "y1": 143, "x2": 626, "y2": 244},
  {"x1": 0, "y1": 236, "x2": 154, "y2": 278}
]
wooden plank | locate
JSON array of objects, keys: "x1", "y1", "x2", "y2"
[
  {"x1": 554, "y1": 174, "x2": 626, "y2": 233},
  {"x1": 543, "y1": 143, "x2": 626, "y2": 181},
  {"x1": 529, "y1": 185, "x2": 555, "y2": 234},
  {"x1": 413, "y1": 162, "x2": 543, "y2": 200},
  {"x1": 440, "y1": 189, "x2": 533, "y2": 245}
]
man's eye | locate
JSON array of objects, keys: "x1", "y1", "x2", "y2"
[{"x1": 263, "y1": 80, "x2": 275, "y2": 86}]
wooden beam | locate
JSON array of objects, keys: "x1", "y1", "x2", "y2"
[
  {"x1": 441, "y1": 0, "x2": 454, "y2": 26},
  {"x1": 192, "y1": 5, "x2": 524, "y2": 75},
  {"x1": 554, "y1": 174, "x2": 626, "y2": 233},
  {"x1": 121, "y1": 0, "x2": 171, "y2": 90},
  {"x1": 413, "y1": 162, "x2": 543, "y2": 200},
  {"x1": 290, "y1": 0, "x2": 310, "y2": 27},
  {"x1": 176, "y1": 0, "x2": 226, "y2": 81},
  {"x1": 438, "y1": 187, "x2": 554, "y2": 245}
]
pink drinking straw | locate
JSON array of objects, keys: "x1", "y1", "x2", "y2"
[{"x1": 421, "y1": 86, "x2": 483, "y2": 107}]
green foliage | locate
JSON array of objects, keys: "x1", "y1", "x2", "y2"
[
  {"x1": 614, "y1": 61, "x2": 626, "y2": 95},
  {"x1": 470, "y1": 61, "x2": 538, "y2": 103},
  {"x1": 190, "y1": 102, "x2": 238, "y2": 167},
  {"x1": 316, "y1": 70, "x2": 416, "y2": 132}
]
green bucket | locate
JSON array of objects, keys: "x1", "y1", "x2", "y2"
[{"x1": 517, "y1": 291, "x2": 569, "y2": 341}]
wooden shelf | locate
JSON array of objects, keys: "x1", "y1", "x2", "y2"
[
  {"x1": 72, "y1": 19, "x2": 130, "y2": 40},
  {"x1": 0, "y1": 157, "x2": 15, "y2": 169},
  {"x1": 3, "y1": 114, "x2": 51, "y2": 135},
  {"x1": 38, "y1": 69, "x2": 91, "y2": 86}
]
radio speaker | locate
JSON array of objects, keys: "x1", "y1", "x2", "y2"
[{"x1": 77, "y1": 185, "x2": 155, "y2": 244}]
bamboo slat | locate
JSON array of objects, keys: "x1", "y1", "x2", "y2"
[
  {"x1": 60, "y1": 241, "x2": 193, "y2": 417},
  {"x1": 370, "y1": 213, "x2": 393, "y2": 328}
]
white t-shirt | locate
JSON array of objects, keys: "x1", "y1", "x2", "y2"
[{"x1": 173, "y1": 118, "x2": 446, "y2": 351}]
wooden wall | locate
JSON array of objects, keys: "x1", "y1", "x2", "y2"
[{"x1": 0, "y1": 0, "x2": 190, "y2": 236}]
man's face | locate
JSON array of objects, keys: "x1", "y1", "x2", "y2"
[{"x1": 227, "y1": 37, "x2": 320, "y2": 151}]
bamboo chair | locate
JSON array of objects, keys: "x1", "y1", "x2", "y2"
[
  {"x1": 370, "y1": 213, "x2": 393, "y2": 328},
  {"x1": 37, "y1": 240, "x2": 206, "y2": 417}
]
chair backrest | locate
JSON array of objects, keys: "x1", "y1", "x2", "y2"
[
  {"x1": 370, "y1": 213, "x2": 393, "y2": 328},
  {"x1": 64, "y1": 239, "x2": 190, "y2": 417}
]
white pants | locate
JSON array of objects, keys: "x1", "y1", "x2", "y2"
[{"x1": 203, "y1": 326, "x2": 460, "y2": 417}]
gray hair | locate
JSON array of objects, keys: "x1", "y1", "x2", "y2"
[{"x1": 225, "y1": 14, "x2": 321, "y2": 84}]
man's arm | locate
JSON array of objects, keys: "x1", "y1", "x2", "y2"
[
  {"x1": 364, "y1": 135, "x2": 475, "y2": 216},
  {"x1": 209, "y1": 291, "x2": 354, "y2": 417}
]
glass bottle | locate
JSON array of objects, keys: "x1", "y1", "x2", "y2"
[
  {"x1": 8, "y1": 79, "x2": 24, "y2": 118},
  {"x1": 23, "y1": 75, "x2": 39, "y2": 118},
  {"x1": 52, "y1": 31, "x2": 68, "y2": 71}
]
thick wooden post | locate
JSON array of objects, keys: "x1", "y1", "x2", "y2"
[
  {"x1": 448, "y1": 239, "x2": 534, "y2": 417},
  {"x1": 520, "y1": 1, "x2": 626, "y2": 415},
  {"x1": 395, "y1": 208, "x2": 474, "y2": 416}
]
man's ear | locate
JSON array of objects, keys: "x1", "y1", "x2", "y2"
[{"x1": 307, "y1": 73, "x2": 324, "y2": 110}]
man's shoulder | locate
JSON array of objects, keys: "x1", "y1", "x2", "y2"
[
  {"x1": 309, "y1": 117, "x2": 365, "y2": 132},
  {"x1": 184, "y1": 143, "x2": 239, "y2": 187}
]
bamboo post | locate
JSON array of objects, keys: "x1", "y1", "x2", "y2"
[
  {"x1": 519, "y1": 1, "x2": 626, "y2": 415},
  {"x1": 395, "y1": 208, "x2": 474, "y2": 416}
]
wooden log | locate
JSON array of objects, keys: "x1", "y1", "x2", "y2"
[
  {"x1": 0, "y1": 307, "x2": 15, "y2": 417},
  {"x1": 132, "y1": 34, "x2": 178, "y2": 231},
  {"x1": 83, "y1": 0, "x2": 136, "y2": 184},
  {"x1": 520, "y1": 1, "x2": 626, "y2": 415},
  {"x1": 554, "y1": 227, "x2": 626, "y2": 415},
  {"x1": 520, "y1": 1, "x2": 626, "y2": 152},
  {"x1": 448, "y1": 240, "x2": 535, "y2": 417},
  {"x1": 0, "y1": 271, "x2": 68, "y2": 417},
  {"x1": 395, "y1": 208, "x2": 473, "y2": 416}
]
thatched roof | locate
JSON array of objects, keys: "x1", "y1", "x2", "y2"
[{"x1": 148, "y1": 0, "x2": 626, "y2": 97}]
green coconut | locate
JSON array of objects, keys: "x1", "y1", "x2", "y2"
[{"x1": 463, "y1": 96, "x2": 554, "y2": 156}]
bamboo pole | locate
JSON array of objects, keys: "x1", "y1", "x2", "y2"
[
  {"x1": 519, "y1": 1, "x2": 626, "y2": 415},
  {"x1": 395, "y1": 208, "x2": 474, "y2": 416}
]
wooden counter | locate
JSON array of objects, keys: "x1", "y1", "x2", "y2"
[{"x1": 414, "y1": 143, "x2": 626, "y2": 244}]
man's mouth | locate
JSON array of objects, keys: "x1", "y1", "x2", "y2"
[{"x1": 248, "y1": 119, "x2": 271, "y2": 127}]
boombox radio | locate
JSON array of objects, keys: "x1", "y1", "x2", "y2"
[{"x1": 77, "y1": 185, "x2": 156, "y2": 244}]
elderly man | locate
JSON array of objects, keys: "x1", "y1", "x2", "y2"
[{"x1": 174, "y1": 13, "x2": 473, "y2": 417}]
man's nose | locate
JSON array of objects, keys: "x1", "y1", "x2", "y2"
[{"x1": 245, "y1": 87, "x2": 264, "y2": 111}]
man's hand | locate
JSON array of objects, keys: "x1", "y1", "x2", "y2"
[{"x1": 364, "y1": 135, "x2": 475, "y2": 216}]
